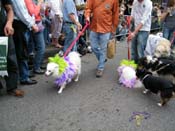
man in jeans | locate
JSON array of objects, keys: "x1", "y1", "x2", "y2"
[
  {"x1": 11, "y1": 0, "x2": 39, "y2": 85},
  {"x1": 85, "y1": 0, "x2": 119, "y2": 77},
  {"x1": 0, "y1": 0, "x2": 24, "y2": 97},
  {"x1": 127, "y1": 0, "x2": 152, "y2": 63},
  {"x1": 62, "y1": 0, "x2": 82, "y2": 53}
]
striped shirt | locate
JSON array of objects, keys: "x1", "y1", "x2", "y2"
[
  {"x1": 131, "y1": 0, "x2": 152, "y2": 31},
  {"x1": 11, "y1": 0, "x2": 35, "y2": 29}
]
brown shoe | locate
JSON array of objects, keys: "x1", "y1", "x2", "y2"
[
  {"x1": 7, "y1": 89, "x2": 24, "y2": 98},
  {"x1": 96, "y1": 69, "x2": 103, "y2": 78}
]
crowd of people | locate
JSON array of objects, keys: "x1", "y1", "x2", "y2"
[{"x1": 0, "y1": 0, "x2": 175, "y2": 98}]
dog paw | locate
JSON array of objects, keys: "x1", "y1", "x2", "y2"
[
  {"x1": 157, "y1": 103, "x2": 163, "y2": 107},
  {"x1": 58, "y1": 90, "x2": 62, "y2": 94},
  {"x1": 143, "y1": 90, "x2": 149, "y2": 94},
  {"x1": 74, "y1": 78, "x2": 79, "y2": 82}
]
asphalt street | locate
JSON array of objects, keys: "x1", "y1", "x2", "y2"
[{"x1": 0, "y1": 41, "x2": 175, "y2": 131}]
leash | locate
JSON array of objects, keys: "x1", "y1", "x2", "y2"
[
  {"x1": 63, "y1": 21, "x2": 89, "y2": 57},
  {"x1": 170, "y1": 31, "x2": 175, "y2": 46},
  {"x1": 153, "y1": 63, "x2": 170, "y2": 73},
  {"x1": 126, "y1": 16, "x2": 131, "y2": 60},
  {"x1": 141, "y1": 74, "x2": 151, "y2": 82}
]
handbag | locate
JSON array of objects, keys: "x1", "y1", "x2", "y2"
[
  {"x1": 0, "y1": 37, "x2": 8, "y2": 77},
  {"x1": 107, "y1": 38, "x2": 116, "y2": 59}
]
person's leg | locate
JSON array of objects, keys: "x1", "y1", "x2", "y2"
[
  {"x1": 62, "y1": 24, "x2": 77, "y2": 53},
  {"x1": 137, "y1": 31, "x2": 149, "y2": 59},
  {"x1": 13, "y1": 20, "x2": 37, "y2": 85},
  {"x1": 131, "y1": 34, "x2": 138, "y2": 62},
  {"x1": 89, "y1": 31, "x2": 100, "y2": 61},
  {"x1": 12, "y1": 21, "x2": 29, "y2": 82},
  {"x1": 24, "y1": 31, "x2": 34, "y2": 55},
  {"x1": 32, "y1": 31, "x2": 45, "y2": 72},
  {"x1": 5, "y1": 36, "x2": 18, "y2": 91},
  {"x1": 51, "y1": 15, "x2": 62, "y2": 48},
  {"x1": 163, "y1": 27, "x2": 170, "y2": 40},
  {"x1": 98, "y1": 32, "x2": 110, "y2": 70}
]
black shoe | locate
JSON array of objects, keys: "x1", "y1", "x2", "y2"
[
  {"x1": 105, "y1": 59, "x2": 107, "y2": 63},
  {"x1": 34, "y1": 69, "x2": 45, "y2": 75},
  {"x1": 40, "y1": 64, "x2": 46, "y2": 70},
  {"x1": 20, "y1": 79, "x2": 37, "y2": 85},
  {"x1": 0, "y1": 82, "x2": 3, "y2": 89}
]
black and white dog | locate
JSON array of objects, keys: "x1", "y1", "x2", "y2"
[
  {"x1": 136, "y1": 68, "x2": 175, "y2": 106},
  {"x1": 137, "y1": 55, "x2": 175, "y2": 84}
]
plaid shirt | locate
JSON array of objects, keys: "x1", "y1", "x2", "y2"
[{"x1": 11, "y1": 0, "x2": 35, "y2": 29}]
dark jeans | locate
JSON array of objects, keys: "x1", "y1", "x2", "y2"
[{"x1": 13, "y1": 20, "x2": 30, "y2": 82}]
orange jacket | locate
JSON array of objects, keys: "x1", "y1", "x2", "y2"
[
  {"x1": 84, "y1": 0, "x2": 119, "y2": 33},
  {"x1": 24, "y1": 0, "x2": 41, "y2": 22}
]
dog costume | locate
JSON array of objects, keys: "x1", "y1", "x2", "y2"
[
  {"x1": 117, "y1": 59, "x2": 138, "y2": 88},
  {"x1": 48, "y1": 54, "x2": 76, "y2": 87}
]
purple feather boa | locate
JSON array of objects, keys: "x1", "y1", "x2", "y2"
[
  {"x1": 54, "y1": 57, "x2": 76, "y2": 87},
  {"x1": 117, "y1": 66, "x2": 137, "y2": 88}
]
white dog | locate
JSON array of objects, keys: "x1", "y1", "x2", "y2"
[
  {"x1": 45, "y1": 51, "x2": 81, "y2": 94},
  {"x1": 144, "y1": 34, "x2": 171, "y2": 57}
]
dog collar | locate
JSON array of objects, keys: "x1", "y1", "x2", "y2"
[{"x1": 141, "y1": 74, "x2": 150, "y2": 82}]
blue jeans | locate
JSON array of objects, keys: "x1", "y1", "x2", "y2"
[
  {"x1": 131, "y1": 31, "x2": 149, "y2": 63},
  {"x1": 89, "y1": 31, "x2": 110, "y2": 70},
  {"x1": 24, "y1": 31, "x2": 34, "y2": 55},
  {"x1": 62, "y1": 23, "x2": 77, "y2": 53},
  {"x1": 19, "y1": 60, "x2": 29, "y2": 81},
  {"x1": 32, "y1": 31, "x2": 45, "y2": 71},
  {"x1": 163, "y1": 26, "x2": 175, "y2": 46}
]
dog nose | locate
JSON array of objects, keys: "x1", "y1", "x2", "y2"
[{"x1": 45, "y1": 72, "x2": 48, "y2": 76}]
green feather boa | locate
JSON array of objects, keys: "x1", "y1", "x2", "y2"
[
  {"x1": 48, "y1": 54, "x2": 68, "y2": 75},
  {"x1": 120, "y1": 59, "x2": 137, "y2": 69}
]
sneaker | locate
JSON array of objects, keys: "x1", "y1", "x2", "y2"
[{"x1": 96, "y1": 69, "x2": 103, "y2": 78}]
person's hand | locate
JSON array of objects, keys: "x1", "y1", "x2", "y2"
[
  {"x1": 111, "y1": 31, "x2": 116, "y2": 37},
  {"x1": 32, "y1": 24, "x2": 39, "y2": 33},
  {"x1": 4, "y1": 21, "x2": 14, "y2": 36},
  {"x1": 127, "y1": 31, "x2": 136, "y2": 42},
  {"x1": 86, "y1": 17, "x2": 90, "y2": 24},
  {"x1": 56, "y1": 15, "x2": 62, "y2": 23},
  {"x1": 76, "y1": 22, "x2": 82, "y2": 31}
]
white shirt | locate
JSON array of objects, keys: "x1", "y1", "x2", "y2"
[
  {"x1": 131, "y1": 0, "x2": 152, "y2": 31},
  {"x1": 49, "y1": 0, "x2": 63, "y2": 17}
]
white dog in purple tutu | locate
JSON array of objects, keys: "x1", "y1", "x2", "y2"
[{"x1": 45, "y1": 51, "x2": 81, "y2": 94}]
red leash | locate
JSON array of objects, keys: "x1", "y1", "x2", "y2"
[
  {"x1": 126, "y1": 16, "x2": 131, "y2": 60},
  {"x1": 63, "y1": 21, "x2": 89, "y2": 57},
  {"x1": 171, "y1": 31, "x2": 175, "y2": 46}
]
